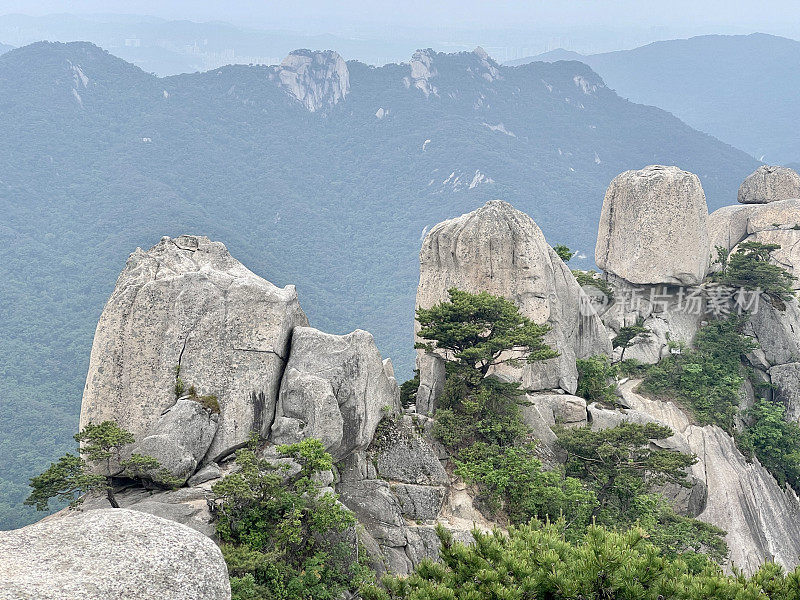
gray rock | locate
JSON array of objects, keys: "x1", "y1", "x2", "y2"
[
  {"x1": 415, "y1": 353, "x2": 446, "y2": 416},
  {"x1": 271, "y1": 326, "x2": 397, "y2": 460},
  {"x1": 596, "y1": 165, "x2": 710, "y2": 286},
  {"x1": 1, "y1": 509, "x2": 230, "y2": 599},
  {"x1": 738, "y1": 165, "x2": 800, "y2": 204},
  {"x1": 623, "y1": 383, "x2": 800, "y2": 573},
  {"x1": 270, "y1": 50, "x2": 349, "y2": 112},
  {"x1": 746, "y1": 297, "x2": 800, "y2": 366},
  {"x1": 187, "y1": 462, "x2": 222, "y2": 486},
  {"x1": 707, "y1": 204, "x2": 756, "y2": 266},
  {"x1": 404, "y1": 526, "x2": 443, "y2": 564},
  {"x1": 129, "y1": 398, "x2": 218, "y2": 483},
  {"x1": 415, "y1": 200, "x2": 609, "y2": 409},
  {"x1": 747, "y1": 229, "x2": 800, "y2": 288},
  {"x1": 373, "y1": 420, "x2": 449, "y2": 485},
  {"x1": 770, "y1": 363, "x2": 800, "y2": 422},
  {"x1": 80, "y1": 235, "x2": 308, "y2": 462},
  {"x1": 77, "y1": 485, "x2": 217, "y2": 537},
  {"x1": 745, "y1": 198, "x2": 800, "y2": 233},
  {"x1": 337, "y1": 479, "x2": 406, "y2": 546},
  {"x1": 391, "y1": 484, "x2": 446, "y2": 521},
  {"x1": 529, "y1": 393, "x2": 588, "y2": 427}
]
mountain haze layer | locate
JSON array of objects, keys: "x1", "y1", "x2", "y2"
[
  {"x1": 0, "y1": 40, "x2": 758, "y2": 528},
  {"x1": 508, "y1": 33, "x2": 800, "y2": 164}
]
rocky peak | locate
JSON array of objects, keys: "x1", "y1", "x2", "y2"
[
  {"x1": 270, "y1": 49, "x2": 349, "y2": 112},
  {"x1": 405, "y1": 49, "x2": 439, "y2": 97},
  {"x1": 415, "y1": 199, "x2": 610, "y2": 412},
  {"x1": 403, "y1": 47, "x2": 502, "y2": 98},
  {"x1": 472, "y1": 46, "x2": 501, "y2": 82}
]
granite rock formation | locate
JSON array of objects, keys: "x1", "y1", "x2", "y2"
[
  {"x1": 738, "y1": 165, "x2": 800, "y2": 204},
  {"x1": 415, "y1": 200, "x2": 610, "y2": 412},
  {"x1": 596, "y1": 165, "x2": 710, "y2": 286},
  {"x1": 0, "y1": 509, "x2": 230, "y2": 600},
  {"x1": 271, "y1": 49, "x2": 350, "y2": 112},
  {"x1": 80, "y1": 235, "x2": 308, "y2": 464}
]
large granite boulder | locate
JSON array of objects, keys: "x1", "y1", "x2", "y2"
[
  {"x1": 415, "y1": 200, "x2": 610, "y2": 411},
  {"x1": 1, "y1": 509, "x2": 230, "y2": 599},
  {"x1": 596, "y1": 165, "x2": 710, "y2": 286},
  {"x1": 80, "y1": 235, "x2": 308, "y2": 462},
  {"x1": 707, "y1": 199, "x2": 800, "y2": 283},
  {"x1": 128, "y1": 398, "x2": 219, "y2": 483},
  {"x1": 738, "y1": 165, "x2": 800, "y2": 204},
  {"x1": 270, "y1": 327, "x2": 398, "y2": 460},
  {"x1": 372, "y1": 418, "x2": 449, "y2": 486},
  {"x1": 621, "y1": 382, "x2": 800, "y2": 573}
]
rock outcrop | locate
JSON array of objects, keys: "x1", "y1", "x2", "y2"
[
  {"x1": 619, "y1": 382, "x2": 800, "y2": 572},
  {"x1": 271, "y1": 49, "x2": 349, "y2": 112},
  {"x1": 270, "y1": 327, "x2": 398, "y2": 460},
  {"x1": 80, "y1": 235, "x2": 308, "y2": 464},
  {"x1": 707, "y1": 199, "x2": 800, "y2": 286},
  {"x1": 415, "y1": 200, "x2": 610, "y2": 412},
  {"x1": 596, "y1": 165, "x2": 710, "y2": 286},
  {"x1": 128, "y1": 398, "x2": 219, "y2": 483},
  {"x1": 1, "y1": 509, "x2": 230, "y2": 600},
  {"x1": 738, "y1": 165, "x2": 800, "y2": 204}
]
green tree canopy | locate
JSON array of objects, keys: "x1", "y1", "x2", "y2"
[
  {"x1": 364, "y1": 520, "x2": 797, "y2": 600},
  {"x1": 26, "y1": 421, "x2": 176, "y2": 510},
  {"x1": 415, "y1": 288, "x2": 558, "y2": 377},
  {"x1": 715, "y1": 241, "x2": 796, "y2": 302},
  {"x1": 553, "y1": 244, "x2": 576, "y2": 262}
]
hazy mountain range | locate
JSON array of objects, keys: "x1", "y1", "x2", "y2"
[
  {"x1": 507, "y1": 33, "x2": 800, "y2": 164},
  {"x1": 0, "y1": 39, "x2": 759, "y2": 528}
]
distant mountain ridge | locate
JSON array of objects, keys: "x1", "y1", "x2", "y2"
[
  {"x1": 0, "y1": 40, "x2": 758, "y2": 529},
  {"x1": 506, "y1": 33, "x2": 800, "y2": 164}
]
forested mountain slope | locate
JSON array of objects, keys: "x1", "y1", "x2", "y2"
[{"x1": 508, "y1": 33, "x2": 800, "y2": 164}]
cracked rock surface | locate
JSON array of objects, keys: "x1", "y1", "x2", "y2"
[{"x1": 80, "y1": 235, "x2": 308, "y2": 462}]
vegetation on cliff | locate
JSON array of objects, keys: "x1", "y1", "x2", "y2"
[
  {"x1": 211, "y1": 437, "x2": 373, "y2": 600},
  {"x1": 416, "y1": 289, "x2": 727, "y2": 561},
  {"x1": 364, "y1": 520, "x2": 800, "y2": 600}
]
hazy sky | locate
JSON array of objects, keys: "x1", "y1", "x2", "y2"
[{"x1": 1, "y1": 0, "x2": 799, "y2": 35}]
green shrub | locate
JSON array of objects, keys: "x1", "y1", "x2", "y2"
[
  {"x1": 453, "y1": 441, "x2": 595, "y2": 532},
  {"x1": 713, "y1": 241, "x2": 796, "y2": 302},
  {"x1": 211, "y1": 437, "x2": 374, "y2": 599},
  {"x1": 364, "y1": 520, "x2": 785, "y2": 600},
  {"x1": 572, "y1": 269, "x2": 615, "y2": 301},
  {"x1": 739, "y1": 399, "x2": 800, "y2": 493},
  {"x1": 640, "y1": 316, "x2": 757, "y2": 432},
  {"x1": 576, "y1": 355, "x2": 618, "y2": 404}
]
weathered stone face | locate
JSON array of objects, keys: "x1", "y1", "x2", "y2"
[
  {"x1": 128, "y1": 398, "x2": 219, "y2": 484},
  {"x1": 769, "y1": 362, "x2": 800, "y2": 423},
  {"x1": 738, "y1": 165, "x2": 800, "y2": 204},
  {"x1": 619, "y1": 382, "x2": 800, "y2": 574},
  {"x1": 270, "y1": 327, "x2": 398, "y2": 460},
  {"x1": 415, "y1": 200, "x2": 610, "y2": 410},
  {"x1": 1, "y1": 509, "x2": 230, "y2": 599},
  {"x1": 596, "y1": 165, "x2": 710, "y2": 286},
  {"x1": 80, "y1": 235, "x2": 308, "y2": 462}
]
